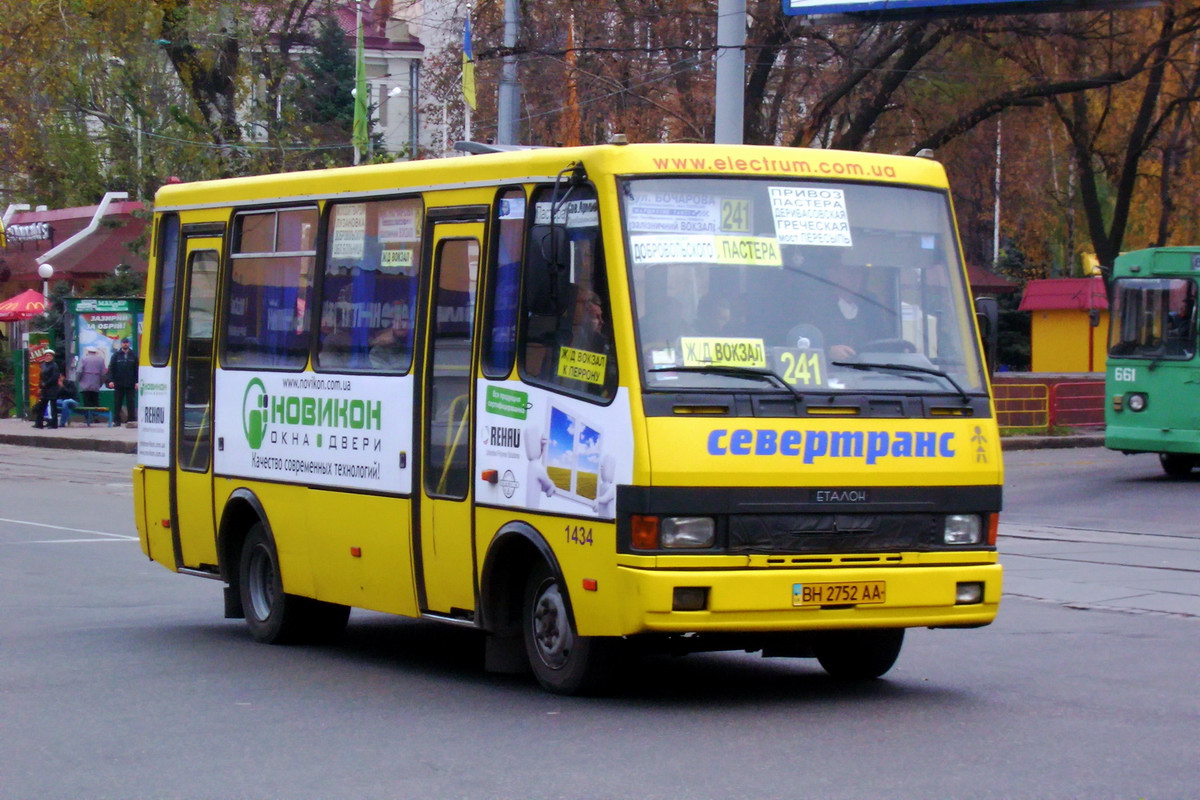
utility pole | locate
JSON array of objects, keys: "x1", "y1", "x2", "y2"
[
  {"x1": 497, "y1": 0, "x2": 520, "y2": 144},
  {"x1": 993, "y1": 117, "x2": 1002, "y2": 266},
  {"x1": 715, "y1": 0, "x2": 745, "y2": 144}
]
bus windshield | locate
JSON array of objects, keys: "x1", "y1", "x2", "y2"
[
  {"x1": 1108, "y1": 277, "x2": 1197, "y2": 360},
  {"x1": 622, "y1": 177, "x2": 985, "y2": 396}
]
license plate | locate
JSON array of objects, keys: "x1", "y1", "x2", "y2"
[{"x1": 792, "y1": 581, "x2": 886, "y2": 607}]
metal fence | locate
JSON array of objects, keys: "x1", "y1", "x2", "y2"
[
  {"x1": 993, "y1": 380, "x2": 1105, "y2": 431},
  {"x1": 1049, "y1": 381, "x2": 1106, "y2": 428},
  {"x1": 994, "y1": 383, "x2": 1050, "y2": 429}
]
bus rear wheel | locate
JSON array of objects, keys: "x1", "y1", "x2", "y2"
[
  {"x1": 812, "y1": 629, "x2": 904, "y2": 680},
  {"x1": 1159, "y1": 453, "x2": 1197, "y2": 477},
  {"x1": 522, "y1": 563, "x2": 610, "y2": 695},
  {"x1": 239, "y1": 523, "x2": 349, "y2": 644}
]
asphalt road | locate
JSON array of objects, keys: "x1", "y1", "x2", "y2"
[
  {"x1": 1003, "y1": 446, "x2": 1198, "y2": 537},
  {"x1": 2, "y1": 444, "x2": 1197, "y2": 799},
  {"x1": 1000, "y1": 447, "x2": 1200, "y2": 618}
]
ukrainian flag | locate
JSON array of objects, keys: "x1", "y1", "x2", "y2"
[
  {"x1": 352, "y1": 9, "x2": 369, "y2": 158},
  {"x1": 462, "y1": 13, "x2": 477, "y2": 110}
]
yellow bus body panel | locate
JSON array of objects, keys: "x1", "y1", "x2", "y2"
[
  {"x1": 211, "y1": 479, "x2": 314, "y2": 595},
  {"x1": 477, "y1": 508, "x2": 626, "y2": 635},
  {"x1": 175, "y1": 472, "x2": 218, "y2": 568},
  {"x1": 304, "y1": 489, "x2": 418, "y2": 616},
  {"x1": 132, "y1": 465, "x2": 149, "y2": 554},
  {"x1": 139, "y1": 467, "x2": 177, "y2": 571},
  {"x1": 207, "y1": 479, "x2": 419, "y2": 616}
]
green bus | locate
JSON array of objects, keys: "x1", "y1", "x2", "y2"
[{"x1": 1105, "y1": 247, "x2": 1200, "y2": 476}]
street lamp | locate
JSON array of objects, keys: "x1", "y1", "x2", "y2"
[{"x1": 37, "y1": 263, "x2": 54, "y2": 300}]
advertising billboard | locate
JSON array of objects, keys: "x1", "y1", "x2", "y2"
[{"x1": 783, "y1": 0, "x2": 1148, "y2": 19}]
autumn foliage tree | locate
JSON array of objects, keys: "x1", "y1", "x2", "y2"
[{"x1": 4, "y1": 0, "x2": 1200, "y2": 281}]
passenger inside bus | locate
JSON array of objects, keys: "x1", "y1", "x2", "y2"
[
  {"x1": 695, "y1": 292, "x2": 736, "y2": 337},
  {"x1": 639, "y1": 295, "x2": 686, "y2": 352},
  {"x1": 570, "y1": 288, "x2": 607, "y2": 352},
  {"x1": 785, "y1": 250, "x2": 898, "y2": 359},
  {"x1": 521, "y1": 259, "x2": 616, "y2": 396},
  {"x1": 815, "y1": 263, "x2": 895, "y2": 359}
]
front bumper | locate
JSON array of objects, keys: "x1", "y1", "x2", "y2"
[
  {"x1": 1106, "y1": 424, "x2": 1200, "y2": 455},
  {"x1": 612, "y1": 561, "x2": 1002, "y2": 634}
]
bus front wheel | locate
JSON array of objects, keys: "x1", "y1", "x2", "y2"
[
  {"x1": 239, "y1": 523, "x2": 349, "y2": 644},
  {"x1": 812, "y1": 628, "x2": 904, "y2": 680},
  {"x1": 1159, "y1": 453, "x2": 1197, "y2": 477},
  {"x1": 522, "y1": 563, "x2": 610, "y2": 695}
]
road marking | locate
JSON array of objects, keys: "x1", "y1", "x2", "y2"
[
  {"x1": 24, "y1": 538, "x2": 138, "y2": 544},
  {"x1": 0, "y1": 517, "x2": 137, "y2": 541},
  {"x1": 1002, "y1": 550, "x2": 1200, "y2": 575}
]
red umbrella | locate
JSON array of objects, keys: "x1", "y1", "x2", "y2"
[{"x1": 0, "y1": 289, "x2": 46, "y2": 322}]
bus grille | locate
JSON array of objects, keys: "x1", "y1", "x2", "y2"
[{"x1": 728, "y1": 513, "x2": 939, "y2": 554}]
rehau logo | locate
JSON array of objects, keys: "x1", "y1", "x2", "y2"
[{"x1": 483, "y1": 425, "x2": 521, "y2": 449}]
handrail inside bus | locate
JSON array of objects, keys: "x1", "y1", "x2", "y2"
[{"x1": 435, "y1": 394, "x2": 471, "y2": 496}]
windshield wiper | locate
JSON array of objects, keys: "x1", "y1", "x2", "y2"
[
  {"x1": 831, "y1": 360, "x2": 971, "y2": 403},
  {"x1": 648, "y1": 364, "x2": 799, "y2": 397}
]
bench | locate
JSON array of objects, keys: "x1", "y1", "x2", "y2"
[{"x1": 68, "y1": 406, "x2": 113, "y2": 427}]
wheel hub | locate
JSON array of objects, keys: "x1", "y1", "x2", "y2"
[
  {"x1": 247, "y1": 544, "x2": 277, "y2": 622},
  {"x1": 532, "y1": 582, "x2": 572, "y2": 670}
]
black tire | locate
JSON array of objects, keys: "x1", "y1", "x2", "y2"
[
  {"x1": 522, "y1": 563, "x2": 611, "y2": 695},
  {"x1": 812, "y1": 628, "x2": 905, "y2": 680},
  {"x1": 1159, "y1": 453, "x2": 1196, "y2": 478},
  {"x1": 238, "y1": 523, "x2": 350, "y2": 645}
]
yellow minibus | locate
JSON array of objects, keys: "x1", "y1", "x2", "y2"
[{"x1": 133, "y1": 141, "x2": 1003, "y2": 694}]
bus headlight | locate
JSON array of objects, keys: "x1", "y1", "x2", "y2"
[
  {"x1": 1126, "y1": 392, "x2": 1147, "y2": 412},
  {"x1": 661, "y1": 516, "x2": 716, "y2": 549},
  {"x1": 943, "y1": 514, "x2": 983, "y2": 545}
]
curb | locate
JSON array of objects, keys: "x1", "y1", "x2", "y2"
[
  {"x1": 1001, "y1": 434, "x2": 1105, "y2": 451},
  {"x1": 0, "y1": 433, "x2": 137, "y2": 454}
]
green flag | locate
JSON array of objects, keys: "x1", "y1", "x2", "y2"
[{"x1": 352, "y1": 7, "x2": 369, "y2": 160}]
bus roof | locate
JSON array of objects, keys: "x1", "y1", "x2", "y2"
[
  {"x1": 1113, "y1": 247, "x2": 1200, "y2": 278},
  {"x1": 153, "y1": 142, "x2": 950, "y2": 211}
]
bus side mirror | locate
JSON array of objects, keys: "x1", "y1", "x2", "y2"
[
  {"x1": 975, "y1": 296, "x2": 999, "y2": 375},
  {"x1": 525, "y1": 227, "x2": 571, "y2": 316},
  {"x1": 539, "y1": 226, "x2": 569, "y2": 272}
]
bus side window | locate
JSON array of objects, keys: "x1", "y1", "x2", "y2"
[
  {"x1": 223, "y1": 207, "x2": 318, "y2": 370},
  {"x1": 316, "y1": 197, "x2": 422, "y2": 373},
  {"x1": 149, "y1": 214, "x2": 180, "y2": 366},
  {"x1": 481, "y1": 187, "x2": 525, "y2": 379},
  {"x1": 518, "y1": 185, "x2": 617, "y2": 402}
]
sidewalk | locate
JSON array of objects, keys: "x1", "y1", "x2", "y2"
[
  {"x1": 1001, "y1": 430, "x2": 1105, "y2": 451},
  {"x1": 0, "y1": 415, "x2": 1104, "y2": 456},
  {"x1": 0, "y1": 415, "x2": 137, "y2": 454},
  {"x1": 1000, "y1": 521, "x2": 1200, "y2": 619}
]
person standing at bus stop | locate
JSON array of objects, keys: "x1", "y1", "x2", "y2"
[
  {"x1": 106, "y1": 337, "x2": 138, "y2": 425},
  {"x1": 32, "y1": 349, "x2": 62, "y2": 429},
  {"x1": 77, "y1": 346, "x2": 106, "y2": 407}
]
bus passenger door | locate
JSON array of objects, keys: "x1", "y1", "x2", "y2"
[
  {"x1": 417, "y1": 223, "x2": 482, "y2": 616},
  {"x1": 171, "y1": 238, "x2": 220, "y2": 569}
]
